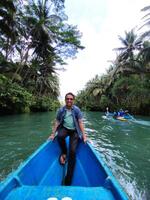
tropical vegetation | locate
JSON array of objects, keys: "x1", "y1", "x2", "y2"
[
  {"x1": 0, "y1": 0, "x2": 84, "y2": 114},
  {"x1": 0, "y1": 2, "x2": 150, "y2": 115},
  {"x1": 76, "y1": 6, "x2": 150, "y2": 115}
]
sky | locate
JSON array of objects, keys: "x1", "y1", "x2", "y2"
[{"x1": 58, "y1": 0, "x2": 149, "y2": 99}]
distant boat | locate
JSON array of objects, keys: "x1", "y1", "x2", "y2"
[
  {"x1": 103, "y1": 112, "x2": 135, "y2": 122},
  {"x1": 0, "y1": 139, "x2": 128, "y2": 200},
  {"x1": 114, "y1": 114, "x2": 135, "y2": 122},
  {"x1": 114, "y1": 116, "x2": 128, "y2": 121}
]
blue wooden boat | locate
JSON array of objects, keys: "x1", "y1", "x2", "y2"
[{"x1": 0, "y1": 139, "x2": 128, "y2": 200}]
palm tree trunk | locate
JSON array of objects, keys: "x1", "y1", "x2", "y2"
[{"x1": 11, "y1": 45, "x2": 31, "y2": 83}]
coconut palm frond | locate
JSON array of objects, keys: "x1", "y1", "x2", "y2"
[{"x1": 141, "y1": 6, "x2": 150, "y2": 12}]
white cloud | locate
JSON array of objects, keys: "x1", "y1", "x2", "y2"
[{"x1": 58, "y1": 0, "x2": 150, "y2": 99}]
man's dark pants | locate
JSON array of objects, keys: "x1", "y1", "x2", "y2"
[{"x1": 57, "y1": 126, "x2": 79, "y2": 185}]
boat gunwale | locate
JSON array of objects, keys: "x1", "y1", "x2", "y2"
[
  {"x1": 86, "y1": 141, "x2": 129, "y2": 200},
  {"x1": 0, "y1": 141, "x2": 50, "y2": 197},
  {"x1": 0, "y1": 140, "x2": 129, "y2": 200}
]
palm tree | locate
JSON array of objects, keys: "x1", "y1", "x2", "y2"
[
  {"x1": 34, "y1": 74, "x2": 60, "y2": 97},
  {"x1": 0, "y1": 0, "x2": 17, "y2": 59},
  {"x1": 23, "y1": 0, "x2": 84, "y2": 68},
  {"x1": 137, "y1": 41, "x2": 150, "y2": 71},
  {"x1": 114, "y1": 30, "x2": 142, "y2": 62},
  {"x1": 108, "y1": 30, "x2": 144, "y2": 82},
  {"x1": 17, "y1": 0, "x2": 84, "y2": 92},
  {"x1": 23, "y1": 0, "x2": 58, "y2": 65},
  {"x1": 140, "y1": 5, "x2": 150, "y2": 39}
]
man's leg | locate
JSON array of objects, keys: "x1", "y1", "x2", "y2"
[
  {"x1": 57, "y1": 127, "x2": 68, "y2": 163},
  {"x1": 65, "y1": 131, "x2": 79, "y2": 185}
]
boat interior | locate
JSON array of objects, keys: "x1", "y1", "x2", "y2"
[{"x1": 0, "y1": 139, "x2": 127, "y2": 200}]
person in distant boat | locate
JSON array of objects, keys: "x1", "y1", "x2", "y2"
[
  {"x1": 105, "y1": 107, "x2": 110, "y2": 117},
  {"x1": 113, "y1": 111, "x2": 118, "y2": 119},
  {"x1": 48, "y1": 92, "x2": 87, "y2": 186},
  {"x1": 113, "y1": 109, "x2": 125, "y2": 119},
  {"x1": 118, "y1": 109, "x2": 125, "y2": 117}
]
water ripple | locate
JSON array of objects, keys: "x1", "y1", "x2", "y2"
[
  {"x1": 0, "y1": 112, "x2": 150, "y2": 200},
  {"x1": 84, "y1": 112, "x2": 150, "y2": 200}
]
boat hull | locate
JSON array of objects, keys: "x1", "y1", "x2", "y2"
[{"x1": 0, "y1": 139, "x2": 128, "y2": 200}]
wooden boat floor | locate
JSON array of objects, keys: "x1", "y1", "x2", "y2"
[{"x1": 5, "y1": 185, "x2": 115, "y2": 200}]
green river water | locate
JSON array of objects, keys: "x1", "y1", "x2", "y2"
[{"x1": 0, "y1": 112, "x2": 150, "y2": 200}]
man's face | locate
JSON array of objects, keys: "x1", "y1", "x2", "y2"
[{"x1": 65, "y1": 94, "x2": 74, "y2": 108}]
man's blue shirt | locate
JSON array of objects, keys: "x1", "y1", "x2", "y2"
[{"x1": 56, "y1": 105, "x2": 83, "y2": 138}]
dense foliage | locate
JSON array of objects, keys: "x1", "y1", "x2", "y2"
[
  {"x1": 76, "y1": 6, "x2": 150, "y2": 115},
  {"x1": 1, "y1": 2, "x2": 150, "y2": 115},
  {"x1": 0, "y1": 0, "x2": 84, "y2": 114}
]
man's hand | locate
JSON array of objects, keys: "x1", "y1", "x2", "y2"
[
  {"x1": 82, "y1": 133, "x2": 87, "y2": 143},
  {"x1": 48, "y1": 133, "x2": 55, "y2": 141}
]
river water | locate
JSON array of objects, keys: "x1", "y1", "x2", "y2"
[{"x1": 0, "y1": 112, "x2": 150, "y2": 200}]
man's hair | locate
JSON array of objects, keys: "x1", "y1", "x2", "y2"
[{"x1": 65, "y1": 92, "x2": 75, "y2": 99}]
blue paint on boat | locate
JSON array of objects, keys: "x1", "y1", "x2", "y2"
[{"x1": 0, "y1": 139, "x2": 129, "y2": 200}]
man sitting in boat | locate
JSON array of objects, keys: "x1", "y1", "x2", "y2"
[{"x1": 49, "y1": 92, "x2": 87, "y2": 185}]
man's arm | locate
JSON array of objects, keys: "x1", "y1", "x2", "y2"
[
  {"x1": 78, "y1": 119, "x2": 87, "y2": 143},
  {"x1": 48, "y1": 120, "x2": 60, "y2": 140}
]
